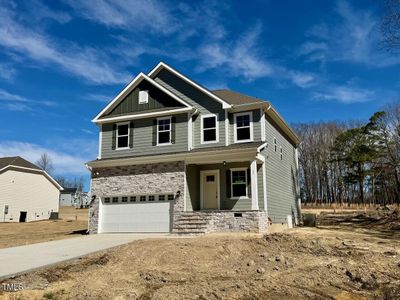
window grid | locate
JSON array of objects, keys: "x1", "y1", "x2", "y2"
[
  {"x1": 140, "y1": 195, "x2": 146, "y2": 202},
  {"x1": 158, "y1": 195, "x2": 165, "y2": 201},
  {"x1": 157, "y1": 117, "x2": 171, "y2": 145},
  {"x1": 234, "y1": 113, "x2": 252, "y2": 142},
  {"x1": 116, "y1": 123, "x2": 129, "y2": 149},
  {"x1": 104, "y1": 197, "x2": 110, "y2": 203},
  {"x1": 168, "y1": 194, "x2": 174, "y2": 201},
  {"x1": 202, "y1": 115, "x2": 218, "y2": 143},
  {"x1": 112, "y1": 197, "x2": 118, "y2": 203},
  {"x1": 148, "y1": 195, "x2": 155, "y2": 201},
  {"x1": 231, "y1": 169, "x2": 248, "y2": 198},
  {"x1": 121, "y1": 196, "x2": 128, "y2": 202},
  {"x1": 130, "y1": 196, "x2": 136, "y2": 202}
]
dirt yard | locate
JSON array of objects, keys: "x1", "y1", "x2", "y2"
[
  {"x1": 0, "y1": 207, "x2": 88, "y2": 249},
  {"x1": 1, "y1": 209, "x2": 399, "y2": 300}
]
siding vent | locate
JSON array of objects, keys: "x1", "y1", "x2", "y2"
[
  {"x1": 234, "y1": 213, "x2": 243, "y2": 218},
  {"x1": 138, "y1": 90, "x2": 149, "y2": 104}
]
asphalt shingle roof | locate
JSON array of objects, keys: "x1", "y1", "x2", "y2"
[
  {"x1": 0, "y1": 156, "x2": 41, "y2": 171},
  {"x1": 212, "y1": 89, "x2": 266, "y2": 105}
]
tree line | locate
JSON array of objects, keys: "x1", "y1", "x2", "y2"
[{"x1": 293, "y1": 102, "x2": 400, "y2": 207}]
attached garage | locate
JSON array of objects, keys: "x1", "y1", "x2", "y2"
[{"x1": 98, "y1": 195, "x2": 173, "y2": 233}]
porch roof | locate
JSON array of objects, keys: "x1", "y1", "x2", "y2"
[{"x1": 86, "y1": 142, "x2": 266, "y2": 169}]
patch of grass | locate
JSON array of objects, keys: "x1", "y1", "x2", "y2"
[{"x1": 43, "y1": 292, "x2": 54, "y2": 299}]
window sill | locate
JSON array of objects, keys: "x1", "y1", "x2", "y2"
[
  {"x1": 230, "y1": 196, "x2": 250, "y2": 200},
  {"x1": 115, "y1": 147, "x2": 130, "y2": 150},
  {"x1": 233, "y1": 139, "x2": 253, "y2": 144},
  {"x1": 201, "y1": 140, "x2": 219, "y2": 145},
  {"x1": 156, "y1": 142, "x2": 172, "y2": 146}
]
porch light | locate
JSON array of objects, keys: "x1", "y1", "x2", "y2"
[{"x1": 223, "y1": 161, "x2": 226, "y2": 166}]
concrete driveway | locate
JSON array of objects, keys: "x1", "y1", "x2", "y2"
[{"x1": 0, "y1": 233, "x2": 169, "y2": 280}]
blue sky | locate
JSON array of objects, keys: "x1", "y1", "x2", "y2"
[{"x1": 0, "y1": 0, "x2": 398, "y2": 189}]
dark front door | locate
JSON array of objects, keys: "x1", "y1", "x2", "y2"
[{"x1": 19, "y1": 211, "x2": 27, "y2": 222}]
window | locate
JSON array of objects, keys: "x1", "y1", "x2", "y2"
[
  {"x1": 231, "y1": 169, "x2": 248, "y2": 198},
  {"x1": 167, "y1": 194, "x2": 174, "y2": 201},
  {"x1": 140, "y1": 195, "x2": 146, "y2": 202},
  {"x1": 201, "y1": 114, "x2": 218, "y2": 143},
  {"x1": 112, "y1": 197, "x2": 118, "y2": 203},
  {"x1": 157, "y1": 117, "x2": 171, "y2": 145},
  {"x1": 234, "y1": 112, "x2": 253, "y2": 142},
  {"x1": 116, "y1": 123, "x2": 129, "y2": 149},
  {"x1": 148, "y1": 195, "x2": 155, "y2": 201},
  {"x1": 206, "y1": 175, "x2": 215, "y2": 182},
  {"x1": 130, "y1": 196, "x2": 136, "y2": 202},
  {"x1": 121, "y1": 196, "x2": 128, "y2": 202},
  {"x1": 158, "y1": 195, "x2": 165, "y2": 201},
  {"x1": 104, "y1": 197, "x2": 110, "y2": 203},
  {"x1": 138, "y1": 90, "x2": 149, "y2": 104},
  {"x1": 280, "y1": 146, "x2": 283, "y2": 160},
  {"x1": 274, "y1": 138, "x2": 277, "y2": 152}
]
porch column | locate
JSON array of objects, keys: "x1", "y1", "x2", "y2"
[{"x1": 250, "y1": 159, "x2": 259, "y2": 210}]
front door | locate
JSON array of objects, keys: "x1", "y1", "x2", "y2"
[{"x1": 201, "y1": 170, "x2": 219, "y2": 209}]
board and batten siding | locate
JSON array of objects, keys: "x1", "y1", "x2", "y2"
[
  {"x1": 105, "y1": 79, "x2": 185, "y2": 117},
  {"x1": 154, "y1": 69, "x2": 226, "y2": 149},
  {"x1": 101, "y1": 113, "x2": 188, "y2": 159},
  {"x1": 264, "y1": 115, "x2": 300, "y2": 223},
  {"x1": 185, "y1": 162, "x2": 264, "y2": 211},
  {"x1": 0, "y1": 169, "x2": 60, "y2": 222}
]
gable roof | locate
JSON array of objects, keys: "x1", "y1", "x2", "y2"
[
  {"x1": 212, "y1": 89, "x2": 266, "y2": 105},
  {"x1": 92, "y1": 72, "x2": 193, "y2": 123},
  {"x1": 0, "y1": 156, "x2": 41, "y2": 170},
  {"x1": 148, "y1": 62, "x2": 232, "y2": 109},
  {"x1": 0, "y1": 156, "x2": 63, "y2": 190}
]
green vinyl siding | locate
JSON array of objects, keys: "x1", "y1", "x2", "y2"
[
  {"x1": 101, "y1": 113, "x2": 188, "y2": 159},
  {"x1": 185, "y1": 162, "x2": 264, "y2": 211},
  {"x1": 264, "y1": 114, "x2": 300, "y2": 223},
  {"x1": 154, "y1": 69, "x2": 226, "y2": 149},
  {"x1": 105, "y1": 79, "x2": 185, "y2": 117},
  {"x1": 228, "y1": 109, "x2": 262, "y2": 143}
]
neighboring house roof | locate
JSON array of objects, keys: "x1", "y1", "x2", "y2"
[
  {"x1": 0, "y1": 156, "x2": 41, "y2": 171},
  {"x1": 0, "y1": 156, "x2": 63, "y2": 190},
  {"x1": 211, "y1": 89, "x2": 265, "y2": 105},
  {"x1": 61, "y1": 188, "x2": 77, "y2": 194}
]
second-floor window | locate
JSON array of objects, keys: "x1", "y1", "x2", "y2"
[
  {"x1": 201, "y1": 114, "x2": 218, "y2": 144},
  {"x1": 234, "y1": 112, "x2": 253, "y2": 143},
  {"x1": 116, "y1": 123, "x2": 129, "y2": 149},
  {"x1": 157, "y1": 117, "x2": 171, "y2": 145}
]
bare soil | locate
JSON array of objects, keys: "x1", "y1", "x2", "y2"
[
  {"x1": 1, "y1": 210, "x2": 399, "y2": 300},
  {"x1": 0, "y1": 207, "x2": 88, "y2": 249}
]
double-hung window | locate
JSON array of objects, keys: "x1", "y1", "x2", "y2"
[
  {"x1": 231, "y1": 168, "x2": 248, "y2": 198},
  {"x1": 157, "y1": 117, "x2": 171, "y2": 145},
  {"x1": 234, "y1": 112, "x2": 253, "y2": 142},
  {"x1": 201, "y1": 114, "x2": 218, "y2": 143},
  {"x1": 116, "y1": 123, "x2": 129, "y2": 149}
]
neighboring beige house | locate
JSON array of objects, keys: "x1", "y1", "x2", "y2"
[{"x1": 0, "y1": 156, "x2": 62, "y2": 222}]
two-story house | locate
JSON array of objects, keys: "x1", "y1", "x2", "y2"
[{"x1": 87, "y1": 62, "x2": 301, "y2": 234}]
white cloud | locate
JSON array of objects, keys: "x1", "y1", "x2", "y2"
[
  {"x1": 0, "y1": 4, "x2": 130, "y2": 85},
  {"x1": 299, "y1": 0, "x2": 400, "y2": 67},
  {"x1": 312, "y1": 85, "x2": 375, "y2": 104},
  {"x1": 0, "y1": 63, "x2": 16, "y2": 80},
  {"x1": 0, "y1": 141, "x2": 92, "y2": 175},
  {"x1": 85, "y1": 93, "x2": 113, "y2": 103},
  {"x1": 0, "y1": 88, "x2": 55, "y2": 111}
]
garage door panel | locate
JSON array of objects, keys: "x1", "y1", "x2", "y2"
[{"x1": 100, "y1": 201, "x2": 171, "y2": 233}]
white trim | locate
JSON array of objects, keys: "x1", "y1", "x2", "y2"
[
  {"x1": 98, "y1": 125, "x2": 102, "y2": 159},
  {"x1": 88, "y1": 147, "x2": 259, "y2": 168},
  {"x1": 230, "y1": 167, "x2": 249, "y2": 200},
  {"x1": 188, "y1": 112, "x2": 193, "y2": 151},
  {"x1": 184, "y1": 163, "x2": 187, "y2": 212},
  {"x1": 225, "y1": 110, "x2": 229, "y2": 146},
  {"x1": 95, "y1": 107, "x2": 192, "y2": 124},
  {"x1": 156, "y1": 116, "x2": 172, "y2": 146},
  {"x1": 233, "y1": 111, "x2": 254, "y2": 143},
  {"x1": 200, "y1": 169, "x2": 220, "y2": 210},
  {"x1": 262, "y1": 162, "x2": 267, "y2": 214},
  {"x1": 92, "y1": 72, "x2": 192, "y2": 123},
  {"x1": 148, "y1": 62, "x2": 232, "y2": 109},
  {"x1": 250, "y1": 159, "x2": 259, "y2": 210},
  {"x1": 200, "y1": 113, "x2": 219, "y2": 144},
  {"x1": 260, "y1": 109, "x2": 266, "y2": 142},
  {"x1": 116, "y1": 122, "x2": 130, "y2": 150},
  {"x1": 257, "y1": 142, "x2": 268, "y2": 153},
  {"x1": 0, "y1": 165, "x2": 63, "y2": 190}
]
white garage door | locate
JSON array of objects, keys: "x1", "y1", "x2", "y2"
[{"x1": 100, "y1": 198, "x2": 172, "y2": 233}]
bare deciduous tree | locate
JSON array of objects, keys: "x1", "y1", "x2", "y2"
[
  {"x1": 35, "y1": 153, "x2": 54, "y2": 174},
  {"x1": 381, "y1": 0, "x2": 400, "y2": 52}
]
